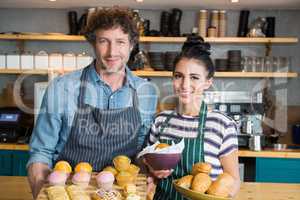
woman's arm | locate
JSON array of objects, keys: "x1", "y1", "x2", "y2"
[{"x1": 219, "y1": 149, "x2": 241, "y2": 197}]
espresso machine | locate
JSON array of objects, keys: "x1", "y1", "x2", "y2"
[{"x1": 204, "y1": 91, "x2": 265, "y2": 149}]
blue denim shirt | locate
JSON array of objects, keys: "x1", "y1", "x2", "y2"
[{"x1": 27, "y1": 63, "x2": 158, "y2": 168}]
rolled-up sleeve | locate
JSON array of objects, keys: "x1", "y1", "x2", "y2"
[
  {"x1": 27, "y1": 78, "x2": 63, "y2": 168},
  {"x1": 136, "y1": 80, "x2": 158, "y2": 150}
]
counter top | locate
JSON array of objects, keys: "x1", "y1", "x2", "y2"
[
  {"x1": 1, "y1": 143, "x2": 300, "y2": 158},
  {"x1": 0, "y1": 176, "x2": 299, "y2": 200}
]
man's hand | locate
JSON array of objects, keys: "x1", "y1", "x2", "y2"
[{"x1": 27, "y1": 162, "x2": 51, "y2": 199}]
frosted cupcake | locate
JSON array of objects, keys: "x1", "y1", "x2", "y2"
[
  {"x1": 74, "y1": 162, "x2": 93, "y2": 173},
  {"x1": 113, "y1": 155, "x2": 131, "y2": 171},
  {"x1": 53, "y1": 160, "x2": 72, "y2": 175},
  {"x1": 47, "y1": 171, "x2": 68, "y2": 186},
  {"x1": 72, "y1": 171, "x2": 91, "y2": 188},
  {"x1": 96, "y1": 171, "x2": 115, "y2": 191},
  {"x1": 116, "y1": 171, "x2": 134, "y2": 187}
]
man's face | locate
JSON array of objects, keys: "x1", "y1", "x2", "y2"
[{"x1": 94, "y1": 26, "x2": 133, "y2": 74}]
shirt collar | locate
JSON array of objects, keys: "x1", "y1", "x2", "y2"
[{"x1": 87, "y1": 61, "x2": 135, "y2": 88}]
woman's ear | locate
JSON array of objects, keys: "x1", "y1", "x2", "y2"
[{"x1": 203, "y1": 78, "x2": 213, "y2": 90}]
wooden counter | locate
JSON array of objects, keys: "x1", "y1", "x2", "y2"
[
  {"x1": 2, "y1": 144, "x2": 300, "y2": 158},
  {"x1": 0, "y1": 176, "x2": 300, "y2": 200}
]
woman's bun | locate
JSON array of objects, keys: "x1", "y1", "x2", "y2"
[
  {"x1": 206, "y1": 172, "x2": 235, "y2": 198},
  {"x1": 191, "y1": 162, "x2": 212, "y2": 175},
  {"x1": 182, "y1": 35, "x2": 211, "y2": 55},
  {"x1": 191, "y1": 173, "x2": 212, "y2": 193}
]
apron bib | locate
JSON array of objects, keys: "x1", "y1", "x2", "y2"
[
  {"x1": 56, "y1": 67, "x2": 142, "y2": 171},
  {"x1": 154, "y1": 102, "x2": 207, "y2": 200}
]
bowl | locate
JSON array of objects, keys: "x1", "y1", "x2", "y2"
[
  {"x1": 144, "y1": 153, "x2": 181, "y2": 170},
  {"x1": 173, "y1": 179, "x2": 232, "y2": 200}
]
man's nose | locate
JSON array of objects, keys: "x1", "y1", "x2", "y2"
[{"x1": 107, "y1": 41, "x2": 117, "y2": 56}]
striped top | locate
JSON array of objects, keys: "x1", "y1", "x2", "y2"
[{"x1": 149, "y1": 110, "x2": 238, "y2": 180}]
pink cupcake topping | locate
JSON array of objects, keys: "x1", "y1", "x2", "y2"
[
  {"x1": 96, "y1": 171, "x2": 115, "y2": 183},
  {"x1": 72, "y1": 171, "x2": 91, "y2": 183},
  {"x1": 47, "y1": 171, "x2": 68, "y2": 185}
]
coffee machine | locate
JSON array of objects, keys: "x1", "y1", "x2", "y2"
[{"x1": 204, "y1": 91, "x2": 265, "y2": 149}]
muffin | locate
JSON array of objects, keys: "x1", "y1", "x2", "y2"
[
  {"x1": 123, "y1": 183, "x2": 137, "y2": 196},
  {"x1": 54, "y1": 160, "x2": 72, "y2": 174},
  {"x1": 72, "y1": 171, "x2": 91, "y2": 188},
  {"x1": 126, "y1": 194, "x2": 141, "y2": 200},
  {"x1": 47, "y1": 171, "x2": 68, "y2": 186},
  {"x1": 103, "y1": 166, "x2": 118, "y2": 177},
  {"x1": 127, "y1": 164, "x2": 140, "y2": 181},
  {"x1": 191, "y1": 162, "x2": 212, "y2": 175},
  {"x1": 177, "y1": 175, "x2": 193, "y2": 189},
  {"x1": 96, "y1": 171, "x2": 115, "y2": 191},
  {"x1": 74, "y1": 162, "x2": 93, "y2": 173},
  {"x1": 116, "y1": 171, "x2": 134, "y2": 187},
  {"x1": 155, "y1": 143, "x2": 170, "y2": 150},
  {"x1": 191, "y1": 173, "x2": 212, "y2": 193},
  {"x1": 113, "y1": 155, "x2": 131, "y2": 172}
]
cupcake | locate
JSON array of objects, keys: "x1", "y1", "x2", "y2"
[
  {"x1": 47, "y1": 171, "x2": 68, "y2": 186},
  {"x1": 113, "y1": 155, "x2": 131, "y2": 171},
  {"x1": 126, "y1": 194, "x2": 141, "y2": 200},
  {"x1": 116, "y1": 171, "x2": 134, "y2": 187},
  {"x1": 96, "y1": 171, "x2": 115, "y2": 191},
  {"x1": 74, "y1": 162, "x2": 93, "y2": 173},
  {"x1": 103, "y1": 166, "x2": 118, "y2": 177},
  {"x1": 72, "y1": 171, "x2": 91, "y2": 188},
  {"x1": 123, "y1": 183, "x2": 137, "y2": 196},
  {"x1": 54, "y1": 160, "x2": 72, "y2": 175},
  {"x1": 127, "y1": 164, "x2": 140, "y2": 181}
]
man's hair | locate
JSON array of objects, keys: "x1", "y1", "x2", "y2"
[{"x1": 84, "y1": 7, "x2": 139, "y2": 45}]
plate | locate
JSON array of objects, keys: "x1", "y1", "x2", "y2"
[{"x1": 173, "y1": 180, "x2": 231, "y2": 200}]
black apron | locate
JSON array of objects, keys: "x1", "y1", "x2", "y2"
[
  {"x1": 154, "y1": 102, "x2": 207, "y2": 200},
  {"x1": 56, "y1": 67, "x2": 142, "y2": 171}
]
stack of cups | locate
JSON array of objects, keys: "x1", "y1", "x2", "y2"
[
  {"x1": 219, "y1": 10, "x2": 227, "y2": 37},
  {"x1": 198, "y1": 10, "x2": 208, "y2": 37},
  {"x1": 210, "y1": 10, "x2": 219, "y2": 37},
  {"x1": 228, "y1": 50, "x2": 242, "y2": 71}
]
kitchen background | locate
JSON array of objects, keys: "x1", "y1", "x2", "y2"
[{"x1": 0, "y1": 7, "x2": 299, "y2": 145}]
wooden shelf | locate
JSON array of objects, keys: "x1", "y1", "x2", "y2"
[
  {"x1": 0, "y1": 69, "x2": 298, "y2": 78},
  {"x1": 0, "y1": 34, "x2": 298, "y2": 43}
]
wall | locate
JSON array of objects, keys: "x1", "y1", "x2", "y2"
[{"x1": 0, "y1": 8, "x2": 299, "y2": 139}]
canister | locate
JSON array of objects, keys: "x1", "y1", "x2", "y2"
[
  {"x1": 21, "y1": 52, "x2": 34, "y2": 69},
  {"x1": 35, "y1": 51, "x2": 49, "y2": 69},
  {"x1": 49, "y1": 53, "x2": 63, "y2": 70},
  {"x1": 76, "y1": 53, "x2": 93, "y2": 69},
  {"x1": 6, "y1": 52, "x2": 20, "y2": 69},
  {"x1": 63, "y1": 52, "x2": 76, "y2": 70}
]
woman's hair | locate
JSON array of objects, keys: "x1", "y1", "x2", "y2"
[
  {"x1": 173, "y1": 35, "x2": 215, "y2": 79},
  {"x1": 84, "y1": 7, "x2": 139, "y2": 46}
]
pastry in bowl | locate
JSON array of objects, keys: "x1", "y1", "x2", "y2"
[
  {"x1": 207, "y1": 173, "x2": 235, "y2": 198},
  {"x1": 113, "y1": 155, "x2": 131, "y2": 171},
  {"x1": 74, "y1": 162, "x2": 93, "y2": 173},
  {"x1": 191, "y1": 173, "x2": 212, "y2": 193},
  {"x1": 155, "y1": 143, "x2": 170, "y2": 150},
  {"x1": 177, "y1": 175, "x2": 193, "y2": 189},
  {"x1": 191, "y1": 162, "x2": 212, "y2": 175},
  {"x1": 54, "y1": 160, "x2": 72, "y2": 174}
]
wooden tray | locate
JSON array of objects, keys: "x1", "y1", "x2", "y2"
[{"x1": 37, "y1": 173, "x2": 147, "y2": 200}]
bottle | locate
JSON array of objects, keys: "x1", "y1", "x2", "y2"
[
  {"x1": 198, "y1": 10, "x2": 208, "y2": 37},
  {"x1": 219, "y1": 10, "x2": 227, "y2": 37}
]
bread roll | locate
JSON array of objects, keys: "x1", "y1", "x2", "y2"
[
  {"x1": 191, "y1": 173, "x2": 212, "y2": 193},
  {"x1": 206, "y1": 173, "x2": 235, "y2": 198},
  {"x1": 177, "y1": 175, "x2": 193, "y2": 189},
  {"x1": 191, "y1": 162, "x2": 212, "y2": 175}
]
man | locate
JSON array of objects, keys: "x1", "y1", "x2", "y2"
[{"x1": 27, "y1": 7, "x2": 157, "y2": 198}]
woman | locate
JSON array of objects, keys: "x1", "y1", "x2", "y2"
[{"x1": 145, "y1": 36, "x2": 240, "y2": 200}]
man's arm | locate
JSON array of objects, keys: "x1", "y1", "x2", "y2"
[{"x1": 27, "y1": 79, "x2": 64, "y2": 198}]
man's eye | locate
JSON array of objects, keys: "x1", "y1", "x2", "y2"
[
  {"x1": 117, "y1": 40, "x2": 126, "y2": 45},
  {"x1": 97, "y1": 39, "x2": 106, "y2": 43}
]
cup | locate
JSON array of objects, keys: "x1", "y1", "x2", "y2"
[
  {"x1": 255, "y1": 57, "x2": 265, "y2": 72},
  {"x1": 264, "y1": 56, "x2": 273, "y2": 72}
]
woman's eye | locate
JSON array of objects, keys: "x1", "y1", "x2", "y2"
[
  {"x1": 191, "y1": 76, "x2": 200, "y2": 80},
  {"x1": 173, "y1": 74, "x2": 182, "y2": 79}
]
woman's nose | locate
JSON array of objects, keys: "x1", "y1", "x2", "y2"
[{"x1": 181, "y1": 77, "x2": 190, "y2": 89}]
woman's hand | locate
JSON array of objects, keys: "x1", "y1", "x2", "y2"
[{"x1": 143, "y1": 158, "x2": 173, "y2": 179}]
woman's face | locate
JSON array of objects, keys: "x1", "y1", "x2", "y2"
[{"x1": 173, "y1": 58, "x2": 213, "y2": 106}]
